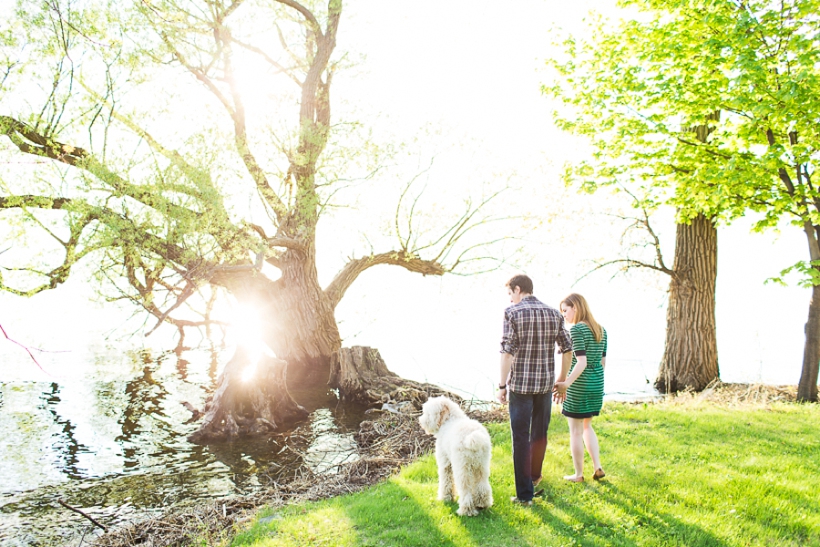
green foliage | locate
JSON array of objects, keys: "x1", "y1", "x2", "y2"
[
  {"x1": 229, "y1": 403, "x2": 820, "y2": 547},
  {"x1": 0, "y1": 0, "x2": 266, "y2": 306},
  {"x1": 546, "y1": 0, "x2": 820, "y2": 284},
  {"x1": 766, "y1": 259, "x2": 820, "y2": 288}
]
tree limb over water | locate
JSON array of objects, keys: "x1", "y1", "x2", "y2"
[{"x1": 0, "y1": 0, "x2": 516, "y2": 431}]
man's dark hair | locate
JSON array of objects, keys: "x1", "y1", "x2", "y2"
[{"x1": 506, "y1": 274, "x2": 533, "y2": 295}]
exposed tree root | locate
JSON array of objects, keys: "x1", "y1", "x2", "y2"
[
  {"x1": 188, "y1": 348, "x2": 308, "y2": 443},
  {"x1": 329, "y1": 346, "x2": 462, "y2": 409}
]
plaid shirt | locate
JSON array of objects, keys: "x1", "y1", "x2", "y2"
[{"x1": 500, "y1": 295, "x2": 573, "y2": 394}]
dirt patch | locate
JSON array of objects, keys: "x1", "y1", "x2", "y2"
[{"x1": 90, "y1": 401, "x2": 507, "y2": 547}]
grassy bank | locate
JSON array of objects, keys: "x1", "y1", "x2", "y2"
[{"x1": 227, "y1": 400, "x2": 820, "y2": 547}]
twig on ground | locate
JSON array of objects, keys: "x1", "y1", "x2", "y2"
[{"x1": 59, "y1": 500, "x2": 108, "y2": 532}]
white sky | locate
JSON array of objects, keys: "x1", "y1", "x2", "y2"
[{"x1": 0, "y1": 0, "x2": 813, "y2": 399}]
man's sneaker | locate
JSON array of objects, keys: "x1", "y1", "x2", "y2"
[{"x1": 510, "y1": 496, "x2": 533, "y2": 506}]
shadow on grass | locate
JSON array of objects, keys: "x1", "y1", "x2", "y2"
[
  {"x1": 339, "y1": 474, "x2": 531, "y2": 547},
  {"x1": 522, "y1": 481, "x2": 643, "y2": 547},
  {"x1": 587, "y1": 481, "x2": 730, "y2": 547},
  {"x1": 600, "y1": 406, "x2": 820, "y2": 544}
]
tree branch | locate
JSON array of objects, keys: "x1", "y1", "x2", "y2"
[
  {"x1": 145, "y1": 280, "x2": 196, "y2": 336},
  {"x1": 57, "y1": 499, "x2": 107, "y2": 531},
  {"x1": 765, "y1": 127, "x2": 796, "y2": 196},
  {"x1": 0, "y1": 324, "x2": 49, "y2": 374},
  {"x1": 273, "y1": 0, "x2": 323, "y2": 37},
  {"x1": 576, "y1": 258, "x2": 675, "y2": 285},
  {"x1": 324, "y1": 250, "x2": 446, "y2": 309},
  {"x1": 0, "y1": 115, "x2": 201, "y2": 220},
  {"x1": 0, "y1": 194, "x2": 201, "y2": 295},
  {"x1": 228, "y1": 36, "x2": 302, "y2": 86},
  {"x1": 266, "y1": 236, "x2": 306, "y2": 251},
  {"x1": 209, "y1": 13, "x2": 289, "y2": 222},
  {"x1": 618, "y1": 183, "x2": 671, "y2": 273},
  {"x1": 158, "y1": 32, "x2": 235, "y2": 115}
]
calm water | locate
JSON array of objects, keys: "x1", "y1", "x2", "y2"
[{"x1": 0, "y1": 348, "x2": 366, "y2": 547}]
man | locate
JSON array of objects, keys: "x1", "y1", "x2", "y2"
[{"x1": 498, "y1": 274, "x2": 573, "y2": 504}]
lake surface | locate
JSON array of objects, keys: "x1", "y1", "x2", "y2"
[{"x1": 0, "y1": 347, "x2": 368, "y2": 546}]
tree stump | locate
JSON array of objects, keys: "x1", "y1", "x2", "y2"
[
  {"x1": 188, "y1": 348, "x2": 308, "y2": 443},
  {"x1": 328, "y1": 346, "x2": 461, "y2": 409}
]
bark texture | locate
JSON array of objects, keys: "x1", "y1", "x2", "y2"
[
  {"x1": 215, "y1": 253, "x2": 342, "y2": 384},
  {"x1": 188, "y1": 348, "x2": 308, "y2": 443},
  {"x1": 329, "y1": 346, "x2": 462, "y2": 408},
  {"x1": 655, "y1": 213, "x2": 720, "y2": 393},
  {"x1": 798, "y1": 284, "x2": 820, "y2": 402}
]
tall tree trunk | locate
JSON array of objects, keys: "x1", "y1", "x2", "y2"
[
  {"x1": 189, "y1": 260, "x2": 339, "y2": 441},
  {"x1": 798, "y1": 247, "x2": 820, "y2": 402},
  {"x1": 655, "y1": 213, "x2": 720, "y2": 393},
  {"x1": 263, "y1": 248, "x2": 341, "y2": 384}
]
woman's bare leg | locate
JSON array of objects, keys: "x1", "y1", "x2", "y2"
[
  {"x1": 582, "y1": 417, "x2": 602, "y2": 473},
  {"x1": 564, "y1": 417, "x2": 585, "y2": 480}
]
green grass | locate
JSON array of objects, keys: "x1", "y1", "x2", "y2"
[{"x1": 230, "y1": 402, "x2": 820, "y2": 547}]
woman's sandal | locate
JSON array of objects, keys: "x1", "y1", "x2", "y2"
[
  {"x1": 563, "y1": 474, "x2": 584, "y2": 483},
  {"x1": 593, "y1": 468, "x2": 606, "y2": 481}
]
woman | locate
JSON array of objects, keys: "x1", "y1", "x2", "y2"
[{"x1": 554, "y1": 293, "x2": 607, "y2": 483}]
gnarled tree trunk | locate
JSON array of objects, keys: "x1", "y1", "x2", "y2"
[
  {"x1": 329, "y1": 346, "x2": 460, "y2": 409},
  {"x1": 189, "y1": 348, "x2": 308, "y2": 442},
  {"x1": 655, "y1": 213, "x2": 720, "y2": 393},
  {"x1": 215, "y1": 248, "x2": 342, "y2": 384},
  {"x1": 260, "y1": 249, "x2": 341, "y2": 384}
]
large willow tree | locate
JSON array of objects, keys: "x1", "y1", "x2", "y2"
[
  {"x1": 547, "y1": 0, "x2": 820, "y2": 401},
  {"x1": 0, "y1": 0, "x2": 506, "y2": 438}
]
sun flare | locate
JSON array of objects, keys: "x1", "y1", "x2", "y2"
[{"x1": 229, "y1": 302, "x2": 277, "y2": 383}]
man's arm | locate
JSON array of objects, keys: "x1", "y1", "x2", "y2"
[
  {"x1": 498, "y1": 309, "x2": 516, "y2": 404},
  {"x1": 554, "y1": 316, "x2": 574, "y2": 402},
  {"x1": 558, "y1": 351, "x2": 572, "y2": 383},
  {"x1": 498, "y1": 352, "x2": 513, "y2": 404},
  {"x1": 500, "y1": 352, "x2": 513, "y2": 386},
  {"x1": 553, "y1": 351, "x2": 572, "y2": 403}
]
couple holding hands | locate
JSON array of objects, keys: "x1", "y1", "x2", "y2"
[{"x1": 497, "y1": 274, "x2": 607, "y2": 504}]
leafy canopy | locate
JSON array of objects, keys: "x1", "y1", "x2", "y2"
[{"x1": 545, "y1": 0, "x2": 820, "y2": 283}]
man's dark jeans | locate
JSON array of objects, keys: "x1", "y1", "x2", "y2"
[{"x1": 509, "y1": 390, "x2": 552, "y2": 501}]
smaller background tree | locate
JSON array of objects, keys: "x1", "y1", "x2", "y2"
[{"x1": 545, "y1": 0, "x2": 820, "y2": 401}]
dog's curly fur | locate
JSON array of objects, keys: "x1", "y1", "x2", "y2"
[{"x1": 419, "y1": 396, "x2": 493, "y2": 516}]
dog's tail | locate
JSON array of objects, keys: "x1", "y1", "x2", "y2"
[{"x1": 463, "y1": 427, "x2": 490, "y2": 453}]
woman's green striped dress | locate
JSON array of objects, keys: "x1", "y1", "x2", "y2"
[{"x1": 562, "y1": 323, "x2": 607, "y2": 419}]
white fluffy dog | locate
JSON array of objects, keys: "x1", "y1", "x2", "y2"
[{"x1": 419, "y1": 396, "x2": 493, "y2": 516}]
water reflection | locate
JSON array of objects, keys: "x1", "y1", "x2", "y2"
[
  {"x1": 0, "y1": 348, "x2": 364, "y2": 547},
  {"x1": 40, "y1": 382, "x2": 90, "y2": 481},
  {"x1": 305, "y1": 408, "x2": 360, "y2": 474}
]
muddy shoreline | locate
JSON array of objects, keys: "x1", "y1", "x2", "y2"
[{"x1": 86, "y1": 405, "x2": 508, "y2": 547}]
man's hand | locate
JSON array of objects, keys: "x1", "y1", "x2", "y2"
[{"x1": 497, "y1": 387, "x2": 508, "y2": 405}]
